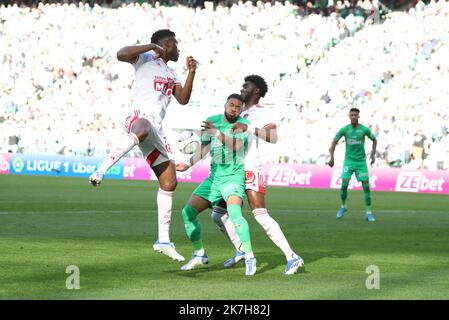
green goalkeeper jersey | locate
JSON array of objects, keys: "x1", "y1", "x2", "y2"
[
  {"x1": 201, "y1": 114, "x2": 249, "y2": 181},
  {"x1": 335, "y1": 124, "x2": 376, "y2": 163}
]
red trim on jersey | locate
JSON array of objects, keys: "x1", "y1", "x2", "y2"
[
  {"x1": 126, "y1": 110, "x2": 141, "y2": 133},
  {"x1": 146, "y1": 149, "x2": 161, "y2": 167}
]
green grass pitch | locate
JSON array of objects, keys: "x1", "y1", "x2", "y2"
[{"x1": 1, "y1": 174, "x2": 448, "y2": 299}]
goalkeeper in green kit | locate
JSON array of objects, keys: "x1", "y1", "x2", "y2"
[
  {"x1": 328, "y1": 108, "x2": 377, "y2": 222},
  {"x1": 176, "y1": 93, "x2": 257, "y2": 275}
]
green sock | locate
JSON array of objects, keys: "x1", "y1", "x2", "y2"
[
  {"x1": 362, "y1": 183, "x2": 372, "y2": 213},
  {"x1": 227, "y1": 204, "x2": 253, "y2": 254},
  {"x1": 182, "y1": 204, "x2": 203, "y2": 251},
  {"x1": 340, "y1": 182, "x2": 349, "y2": 208}
]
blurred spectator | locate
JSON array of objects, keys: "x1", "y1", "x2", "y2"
[{"x1": 410, "y1": 129, "x2": 427, "y2": 169}]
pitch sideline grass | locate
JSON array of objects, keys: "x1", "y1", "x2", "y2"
[{"x1": 0, "y1": 174, "x2": 448, "y2": 299}]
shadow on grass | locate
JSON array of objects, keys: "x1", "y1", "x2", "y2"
[{"x1": 168, "y1": 250, "x2": 350, "y2": 278}]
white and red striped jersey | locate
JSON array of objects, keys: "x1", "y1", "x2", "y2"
[
  {"x1": 131, "y1": 51, "x2": 181, "y2": 130},
  {"x1": 240, "y1": 104, "x2": 277, "y2": 172}
]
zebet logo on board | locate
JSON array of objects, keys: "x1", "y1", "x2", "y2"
[{"x1": 395, "y1": 172, "x2": 445, "y2": 193}]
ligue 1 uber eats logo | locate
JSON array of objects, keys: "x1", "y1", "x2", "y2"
[{"x1": 12, "y1": 157, "x2": 25, "y2": 173}]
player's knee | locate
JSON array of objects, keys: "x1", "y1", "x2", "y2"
[
  {"x1": 341, "y1": 180, "x2": 350, "y2": 190},
  {"x1": 131, "y1": 119, "x2": 151, "y2": 142},
  {"x1": 211, "y1": 212, "x2": 226, "y2": 233},
  {"x1": 226, "y1": 196, "x2": 242, "y2": 207},
  {"x1": 213, "y1": 205, "x2": 227, "y2": 215},
  {"x1": 182, "y1": 205, "x2": 198, "y2": 222},
  {"x1": 211, "y1": 206, "x2": 229, "y2": 231},
  {"x1": 210, "y1": 210, "x2": 222, "y2": 225},
  {"x1": 134, "y1": 129, "x2": 149, "y2": 142},
  {"x1": 362, "y1": 182, "x2": 370, "y2": 192},
  {"x1": 160, "y1": 178, "x2": 177, "y2": 192}
]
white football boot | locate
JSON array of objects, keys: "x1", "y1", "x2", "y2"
[
  {"x1": 89, "y1": 171, "x2": 104, "y2": 187},
  {"x1": 153, "y1": 241, "x2": 185, "y2": 262},
  {"x1": 181, "y1": 253, "x2": 209, "y2": 271},
  {"x1": 284, "y1": 254, "x2": 304, "y2": 275}
]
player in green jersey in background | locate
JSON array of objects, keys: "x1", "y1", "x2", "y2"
[
  {"x1": 328, "y1": 108, "x2": 378, "y2": 222},
  {"x1": 176, "y1": 94, "x2": 257, "y2": 275}
]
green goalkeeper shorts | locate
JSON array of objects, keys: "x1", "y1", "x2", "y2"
[
  {"x1": 193, "y1": 176, "x2": 246, "y2": 208},
  {"x1": 341, "y1": 161, "x2": 369, "y2": 182}
]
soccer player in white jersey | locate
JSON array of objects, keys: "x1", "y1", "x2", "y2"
[
  {"x1": 89, "y1": 29, "x2": 198, "y2": 262},
  {"x1": 210, "y1": 75, "x2": 304, "y2": 275}
]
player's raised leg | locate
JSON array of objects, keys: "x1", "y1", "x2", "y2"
[
  {"x1": 152, "y1": 159, "x2": 185, "y2": 261},
  {"x1": 89, "y1": 118, "x2": 148, "y2": 186},
  {"x1": 337, "y1": 178, "x2": 350, "y2": 219},
  {"x1": 181, "y1": 195, "x2": 210, "y2": 270}
]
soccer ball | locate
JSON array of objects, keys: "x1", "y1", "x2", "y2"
[{"x1": 177, "y1": 130, "x2": 200, "y2": 155}]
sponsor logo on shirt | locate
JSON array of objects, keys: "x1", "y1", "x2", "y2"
[
  {"x1": 347, "y1": 138, "x2": 362, "y2": 145},
  {"x1": 154, "y1": 76, "x2": 175, "y2": 97}
]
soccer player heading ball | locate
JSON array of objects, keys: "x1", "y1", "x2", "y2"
[
  {"x1": 89, "y1": 29, "x2": 198, "y2": 261},
  {"x1": 328, "y1": 108, "x2": 378, "y2": 222}
]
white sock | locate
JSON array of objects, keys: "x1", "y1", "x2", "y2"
[
  {"x1": 97, "y1": 133, "x2": 139, "y2": 173},
  {"x1": 157, "y1": 188, "x2": 173, "y2": 243},
  {"x1": 245, "y1": 252, "x2": 254, "y2": 259},
  {"x1": 211, "y1": 207, "x2": 243, "y2": 252},
  {"x1": 253, "y1": 208, "x2": 295, "y2": 261},
  {"x1": 194, "y1": 248, "x2": 205, "y2": 256}
]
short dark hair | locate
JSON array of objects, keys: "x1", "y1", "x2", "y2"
[
  {"x1": 350, "y1": 107, "x2": 360, "y2": 113},
  {"x1": 227, "y1": 93, "x2": 243, "y2": 102},
  {"x1": 151, "y1": 29, "x2": 176, "y2": 44},
  {"x1": 244, "y1": 75, "x2": 268, "y2": 97}
]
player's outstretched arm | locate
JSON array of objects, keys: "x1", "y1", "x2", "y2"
[
  {"x1": 176, "y1": 143, "x2": 210, "y2": 172},
  {"x1": 258, "y1": 124, "x2": 278, "y2": 143},
  {"x1": 116, "y1": 44, "x2": 165, "y2": 64},
  {"x1": 174, "y1": 56, "x2": 197, "y2": 105},
  {"x1": 232, "y1": 123, "x2": 278, "y2": 144}
]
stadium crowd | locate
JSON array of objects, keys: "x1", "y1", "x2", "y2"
[
  {"x1": 1, "y1": 0, "x2": 448, "y2": 170},
  {"x1": 0, "y1": 0, "x2": 398, "y2": 17}
]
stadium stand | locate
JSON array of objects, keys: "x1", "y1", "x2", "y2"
[{"x1": 1, "y1": 0, "x2": 448, "y2": 170}]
